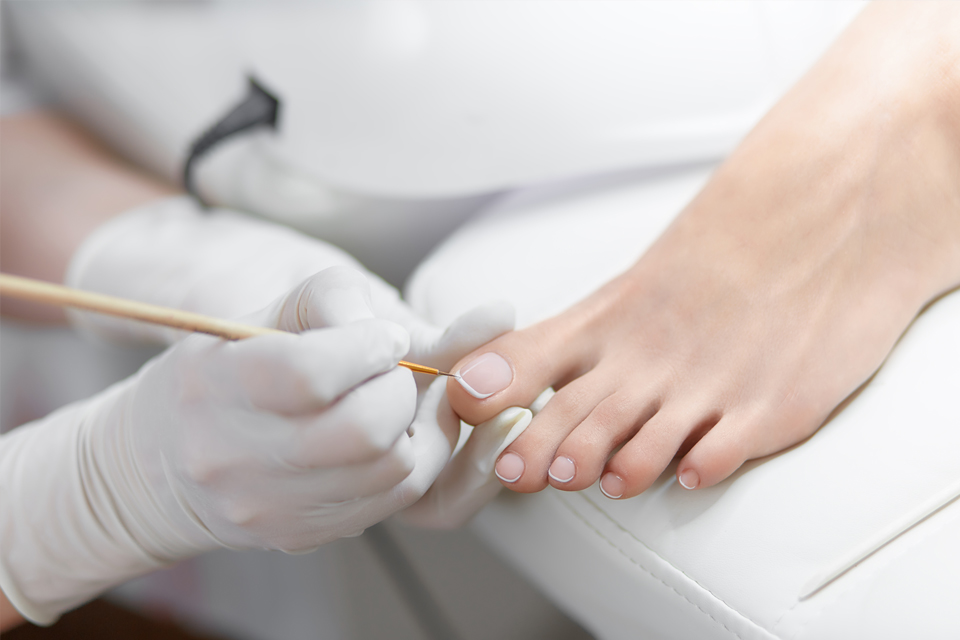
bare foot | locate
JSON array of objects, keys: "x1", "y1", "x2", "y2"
[{"x1": 447, "y1": 2, "x2": 960, "y2": 499}]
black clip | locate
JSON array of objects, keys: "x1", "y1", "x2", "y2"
[{"x1": 182, "y1": 76, "x2": 281, "y2": 207}]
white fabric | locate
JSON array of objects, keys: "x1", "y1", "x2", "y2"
[
  {"x1": 406, "y1": 164, "x2": 960, "y2": 639},
  {"x1": 4, "y1": 1, "x2": 864, "y2": 198},
  {"x1": 1, "y1": 1, "x2": 48, "y2": 116},
  {"x1": 3, "y1": 0, "x2": 865, "y2": 285}
]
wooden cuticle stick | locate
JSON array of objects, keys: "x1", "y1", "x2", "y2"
[{"x1": 0, "y1": 273, "x2": 457, "y2": 378}]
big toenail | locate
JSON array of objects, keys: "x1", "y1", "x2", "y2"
[
  {"x1": 457, "y1": 353, "x2": 513, "y2": 399},
  {"x1": 678, "y1": 469, "x2": 700, "y2": 490},
  {"x1": 548, "y1": 457, "x2": 576, "y2": 483},
  {"x1": 600, "y1": 473, "x2": 625, "y2": 499},
  {"x1": 495, "y1": 453, "x2": 525, "y2": 483}
]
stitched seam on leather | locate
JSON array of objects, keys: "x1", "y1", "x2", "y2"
[
  {"x1": 559, "y1": 495, "x2": 748, "y2": 640},
  {"x1": 576, "y1": 492, "x2": 780, "y2": 638}
]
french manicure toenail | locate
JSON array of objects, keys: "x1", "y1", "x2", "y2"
[
  {"x1": 600, "y1": 473, "x2": 625, "y2": 499},
  {"x1": 495, "y1": 452, "x2": 525, "y2": 483},
  {"x1": 548, "y1": 456, "x2": 576, "y2": 483},
  {"x1": 678, "y1": 469, "x2": 700, "y2": 490},
  {"x1": 456, "y1": 353, "x2": 513, "y2": 399}
]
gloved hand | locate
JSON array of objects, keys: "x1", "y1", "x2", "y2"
[
  {"x1": 252, "y1": 266, "x2": 534, "y2": 529},
  {"x1": 66, "y1": 195, "x2": 534, "y2": 528},
  {"x1": 0, "y1": 268, "x2": 452, "y2": 624}
]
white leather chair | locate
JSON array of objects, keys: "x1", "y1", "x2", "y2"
[{"x1": 406, "y1": 164, "x2": 960, "y2": 640}]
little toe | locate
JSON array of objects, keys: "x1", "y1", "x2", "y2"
[
  {"x1": 549, "y1": 391, "x2": 660, "y2": 491},
  {"x1": 447, "y1": 322, "x2": 591, "y2": 426},
  {"x1": 603, "y1": 409, "x2": 718, "y2": 499}
]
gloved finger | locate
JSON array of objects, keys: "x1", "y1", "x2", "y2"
[
  {"x1": 276, "y1": 385, "x2": 458, "y2": 548},
  {"x1": 389, "y1": 378, "x2": 462, "y2": 508},
  {"x1": 405, "y1": 300, "x2": 516, "y2": 373},
  {"x1": 189, "y1": 441, "x2": 418, "y2": 553},
  {"x1": 275, "y1": 266, "x2": 378, "y2": 331},
  {"x1": 398, "y1": 406, "x2": 532, "y2": 529},
  {"x1": 302, "y1": 379, "x2": 459, "y2": 539},
  {"x1": 284, "y1": 367, "x2": 417, "y2": 468},
  {"x1": 282, "y1": 436, "x2": 419, "y2": 504},
  {"x1": 408, "y1": 376, "x2": 462, "y2": 450},
  {"x1": 212, "y1": 318, "x2": 410, "y2": 414},
  {"x1": 201, "y1": 426, "x2": 419, "y2": 510}
]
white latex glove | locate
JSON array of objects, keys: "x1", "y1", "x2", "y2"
[
  {"x1": 0, "y1": 268, "x2": 454, "y2": 625},
  {"x1": 262, "y1": 267, "x2": 533, "y2": 528},
  {"x1": 66, "y1": 195, "x2": 533, "y2": 527}
]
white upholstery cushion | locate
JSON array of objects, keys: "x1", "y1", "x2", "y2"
[{"x1": 406, "y1": 164, "x2": 960, "y2": 640}]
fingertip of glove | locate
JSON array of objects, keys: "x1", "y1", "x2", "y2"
[{"x1": 349, "y1": 318, "x2": 411, "y2": 368}]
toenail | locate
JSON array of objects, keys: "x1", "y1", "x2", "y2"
[
  {"x1": 548, "y1": 456, "x2": 576, "y2": 483},
  {"x1": 495, "y1": 452, "x2": 525, "y2": 483},
  {"x1": 600, "y1": 473, "x2": 625, "y2": 499},
  {"x1": 678, "y1": 469, "x2": 700, "y2": 490},
  {"x1": 456, "y1": 353, "x2": 513, "y2": 399}
]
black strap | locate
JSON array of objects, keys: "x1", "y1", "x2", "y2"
[{"x1": 182, "y1": 76, "x2": 281, "y2": 206}]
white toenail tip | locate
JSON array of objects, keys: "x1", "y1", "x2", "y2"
[
  {"x1": 495, "y1": 469, "x2": 522, "y2": 483},
  {"x1": 599, "y1": 485, "x2": 623, "y2": 500},
  {"x1": 548, "y1": 471, "x2": 573, "y2": 484},
  {"x1": 455, "y1": 375, "x2": 495, "y2": 399}
]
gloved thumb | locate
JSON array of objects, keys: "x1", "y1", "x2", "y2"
[{"x1": 405, "y1": 300, "x2": 516, "y2": 372}]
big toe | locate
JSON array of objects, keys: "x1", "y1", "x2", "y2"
[{"x1": 447, "y1": 324, "x2": 582, "y2": 425}]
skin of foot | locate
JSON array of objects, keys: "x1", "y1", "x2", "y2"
[{"x1": 447, "y1": 2, "x2": 960, "y2": 499}]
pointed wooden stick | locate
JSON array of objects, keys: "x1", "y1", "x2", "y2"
[{"x1": 0, "y1": 273, "x2": 456, "y2": 377}]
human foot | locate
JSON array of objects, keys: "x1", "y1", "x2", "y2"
[{"x1": 447, "y1": 3, "x2": 960, "y2": 498}]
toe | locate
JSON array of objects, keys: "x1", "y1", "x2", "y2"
[
  {"x1": 675, "y1": 415, "x2": 752, "y2": 490},
  {"x1": 603, "y1": 408, "x2": 719, "y2": 499},
  {"x1": 447, "y1": 320, "x2": 592, "y2": 426},
  {"x1": 549, "y1": 390, "x2": 660, "y2": 491},
  {"x1": 494, "y1": 373, "x2": 611, "y2": 493}
]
